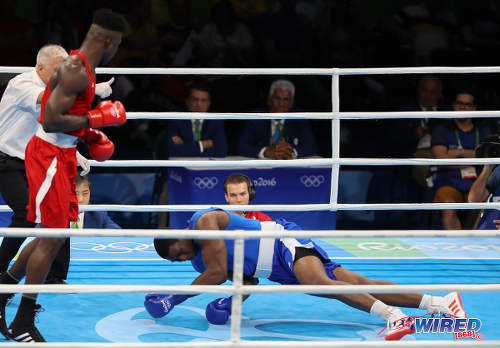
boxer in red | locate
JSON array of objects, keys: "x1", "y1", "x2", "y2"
[{"x1": 0, "y1": 8, "x2": 127, "y2": 342}]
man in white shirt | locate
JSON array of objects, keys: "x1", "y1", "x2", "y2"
[{"x1": 0, "y1": 44, "x2": 113, "y2": 278}]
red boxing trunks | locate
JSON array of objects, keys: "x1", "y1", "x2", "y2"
[{"x1": 25, "y1": 135, "x2": 78, "y2": 228}]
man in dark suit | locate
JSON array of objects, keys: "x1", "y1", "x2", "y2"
[
  {"x1": 158, "y1": 84, "x2": 227, "y2": 228},
  {"x1": 238, "y1": 79, "x2": 316, "y2": 159},
  {"x1": 391, "y1": 75, "x2": 446, "y2": 159},
  {"x1": 164, "y1": 84, "x2": 227, "y2": 158}
]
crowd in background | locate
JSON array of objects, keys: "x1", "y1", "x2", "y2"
[{"x1": 2, "y1": 0, "x2": 500, "y2": 230}]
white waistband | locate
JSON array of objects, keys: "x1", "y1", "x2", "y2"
[
  {"x1": 36, "y1": 125, "x2": 77, "y2": 148},
  {"x1": 254, "y1": 221, "x2": 283, "y2": 278},
  {"x1": 255, "y1": 238, "x2": 275, "y2": 279}
]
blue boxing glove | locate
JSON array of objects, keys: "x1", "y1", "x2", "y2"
[
  {"x1": 206, "y1": 297, "x2": 232, "y2": 325},
  {"x1": 144, "y1": 293, "x2": 188, "y2": 318}
]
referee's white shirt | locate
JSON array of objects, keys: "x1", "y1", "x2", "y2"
[{"x1": 0, "y1": 69, "x2": 45, "y2": 160}]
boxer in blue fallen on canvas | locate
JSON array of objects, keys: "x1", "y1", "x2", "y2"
[{"x1": 147, "y1": 208, "x2": 467, "y2": 341}]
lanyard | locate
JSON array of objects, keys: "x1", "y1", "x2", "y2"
[{"x1": 454, "y1": 128, "x2": 479, "y2": 148}]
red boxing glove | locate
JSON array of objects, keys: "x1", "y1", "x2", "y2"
[
  {"x1": 82, "y1": 128, "x2": 115, "y2": 161},
  {"x1": 87, "y1": 100, "x2": 126, "y2": 128}
]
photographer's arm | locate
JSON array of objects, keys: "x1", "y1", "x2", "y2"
[{"x1": 468, "y1": 164, "x2": 495, "y2": 203}]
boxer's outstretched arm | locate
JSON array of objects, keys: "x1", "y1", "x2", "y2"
[
  {"x1": 191, "y1": 210, "x2": 230, "y2": 286},
  {"x1": 192, "y1": 239, "x2": 228, "y2": 286}
]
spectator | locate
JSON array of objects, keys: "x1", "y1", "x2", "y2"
[
  {"x1": 457, "y1": 0, "x2": 500, "y2": 65},
  {"x1": 0, "y1": 1, "x2": 37, "y2": 66},
  {"x1": 223, "y1": 173, "x2": 272, "y2": 221},
  {"x1": 431, "y1": 90, "x2": 490, "y2": 229},
  {"x1": 378, "y1": 0, "x2": 457, "y2": 65},
  {"x1": 164, "y1": 83, "x2": 227, "y2": 158},
  {"x1": 238, "y1": 79, "x2": 316, "y2": 159},
  {"x1": 43, "y1": 0, "x2": 87, "y2": 51},
  {"x1": 111, "y1": 0, "x2": 160, "y2": 67},
  {"x1": 180, "y1": 0, "x2": 256, "y2": 68},
  {"x1": 391, "y1": 76, "x2": 445, "y2": 158},
  {"x1": 259, "y1": 0, "x2": 305, "y2": 67},
  {"x1": 390, "y1": 75, "x2": 447, "y2": 194},
  {"x1": 157, "y1": 0, "x2": 194, "y2": 67},
  {"x1": 47, "y1": 171, "x2": 121, "y2": 284},
  {"x1": 317, "y1": 0, "x2": 365, "y2": 68},
  {"x1": 168, "y1": 0, "x2": 258, "y2": 113}
]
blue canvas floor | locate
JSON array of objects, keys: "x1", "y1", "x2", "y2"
[{"x1": 2, "y1": 236, "x2": 499, "y2": 343}]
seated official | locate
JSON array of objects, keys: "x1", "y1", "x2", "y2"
[
  {"x1": 145, "y1": 208, "x2": 466, "y2": 341},
  {"x1": 238, "y1": 79, "x2": 316, "y2": 159},
  {"x1": 73, "y1": 172, "x2": 121, "y2": 229},
  {"x1": 157, "y1": 84, "x2": 227, "y2": 228},
  {"x1": 164, "y1": 83, "x2": 227, "y2": 158}
]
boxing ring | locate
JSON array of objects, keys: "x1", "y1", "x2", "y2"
[{"x1": 0, "y1": 65, "x2": 500, "y2": 347}]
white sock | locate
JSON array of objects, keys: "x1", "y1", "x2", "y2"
[
  {"x1": 370, "y1": 300, "x2": 387, "y2": 318},
  {"x1": 419, "y1": 295, "x2": 444, "y2": 311},
  {"x1": 370, "y1": 300, "x2": 405, "y2": 322},
  {"x1": 419, "y1": 295, "x2": 431, "y2": 309}
]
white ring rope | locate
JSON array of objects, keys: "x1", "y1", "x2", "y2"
[
  {"x1": 0, "y1": 227, "x2": 499, "y2": 239},
  {"x1": 5, "y1": 65, "x2": 500, "y2": 74},
  {"x1": 0, "y1": 284, "x2": 496, "y2": 295},
  {"x1": 87, "y1": 157, "x2": 500, "y2": 167},
  {"x1": 125, "y1": 110, "x2": 500, "y2": 120},
  {"x1": 4, "y1": 202, "x2": 500, "y2": 213}
]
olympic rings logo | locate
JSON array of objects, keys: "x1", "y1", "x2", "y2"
[
  {"x1": 193, "y1": 176, "x2": 218, "y2": 189},
  {"x1": 300, "y1": 175, "x2": 325, "y2": 188},
  {"x1": 71, "y1": 242, "x2": 155, "y2": 254}
]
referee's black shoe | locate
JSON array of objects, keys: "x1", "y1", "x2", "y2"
[
  {"x1": 7, "y1": 305, "x2": 45, "y2": 342},
  {"x1": 0, "y1": 293, "x2": 13, "y2": 340}
]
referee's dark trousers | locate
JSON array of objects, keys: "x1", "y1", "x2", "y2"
[{"x1": 0, "y1": 151, "x2": 69, "y2": 281}]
